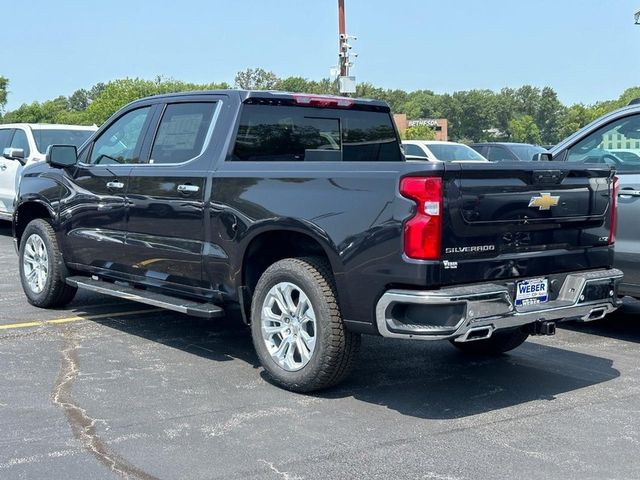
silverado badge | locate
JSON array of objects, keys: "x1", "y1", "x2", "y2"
[{"x1": 528, "y1": 192, "x2": 559, "y2": 211}]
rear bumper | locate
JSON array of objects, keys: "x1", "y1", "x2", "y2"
[{"x1": 375, "y1": 268, "x2": 623, "y2": 341}]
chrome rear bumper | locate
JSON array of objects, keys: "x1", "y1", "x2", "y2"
[{"x1": 375, "y1": 269, "x2": 623, "y2": 341}]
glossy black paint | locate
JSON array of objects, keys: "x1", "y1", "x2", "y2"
[{"x1": 13, "y1": 90, "x2": 617, "y2": 334}]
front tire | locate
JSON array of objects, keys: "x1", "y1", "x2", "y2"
[
  {"x1": 450, "y1": 327, "x2": 529, "y2": 356},
  {"x1": 251, "y1": 257, "x2": 360, "y2": 392},
  {"x1": 19, "y1": 219, "x2": 77, "y2": 308}
]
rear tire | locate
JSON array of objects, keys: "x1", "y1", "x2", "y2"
[
  {"x1": 251, "y1": 257, "x2": 360, "y2": 392},
  {"x1": 450, "y1": 327, "x2": 529, "y2": 356},
  {"x1": 19, "y1": 219, "x2": 77, "y2": 308}
]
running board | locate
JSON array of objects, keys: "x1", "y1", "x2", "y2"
[{"x1": 65, "y1": 276, "x2": 224, "y2": 319}]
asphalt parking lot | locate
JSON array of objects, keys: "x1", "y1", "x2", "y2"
[{"x1": 1, "y1": 222, "x2": 640, "y2": 479}]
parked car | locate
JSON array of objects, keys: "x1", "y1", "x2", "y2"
[
  {"x1": 0, "y1": 124, "x2": 97, "y2": 220},
  {"x1": 13, "y1": 90, "x2": 621, "y2": 392},
  {"x1": 544, "y1": 104, "x2": 640, "y2": 298},
  {"x1": 402, "y1": 140, "x2": 488, "y2": 162},
  {"x1": 471, "y1": 142, "x2": 548, "y2": 162}
]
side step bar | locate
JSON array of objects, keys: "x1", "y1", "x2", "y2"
[{"x1": 66, "y1": 276, "x2": 224, "y2": 319}]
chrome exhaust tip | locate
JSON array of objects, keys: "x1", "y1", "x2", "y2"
[
  {"x1": 454, "y1": 326, "x2": 494, "y2": 343},
  {"x1": 581, "y1": 307, "x2": 607, "y2": 322}
]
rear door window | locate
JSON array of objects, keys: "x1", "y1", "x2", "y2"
[
  {"x1": 404, "y1": 144, "x2": 428, "y2": 158},
  {"x1": 149, "y1": 102, "x2": 217, "y2": 164},
  {"x1": 232, "y1": 104, "x2": 402, "y2": 162},
  {"x1": 0, "y1": 129, "x2": 13, "y2": 150},
  {"x1": 487, "y1": 146, "x2": 516, "y2": 162}
]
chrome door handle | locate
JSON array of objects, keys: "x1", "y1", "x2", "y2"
[
  {"x1": 106, "y1": 181, "x2": 124, "y2": 190},
  {"x1": 0, "y1": 164, "x2": 6, "y2": 171},
  {"x1": 618, "y1": 189, "x2": 640, "y2": 197},
  {"x1": 177, "y1": 184, "x2": 200, "y2": 193}
]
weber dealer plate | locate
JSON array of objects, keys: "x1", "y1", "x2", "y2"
[{"x1": 515, "y1": 278, "x2": 548, "y2": 307}]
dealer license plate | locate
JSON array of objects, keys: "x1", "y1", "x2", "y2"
[{"x1": 515, "y1": 278, "x2": 548, "y2": 307}]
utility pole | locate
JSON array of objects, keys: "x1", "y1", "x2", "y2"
[
  {"x1": 336, "y1": 0, "x2": 357, "y2": 93},
  {"x1": 338, "y1": 0, "x2": 348, "y2": 76}
]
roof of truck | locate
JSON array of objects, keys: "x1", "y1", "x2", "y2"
[{"x1": 132, "y1": 89, "x2": 391, "y2": 110}]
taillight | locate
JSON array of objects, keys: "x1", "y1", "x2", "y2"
[
  {"x1": 609, "y1": 176, "x2": 618, "y2": 245},
  {"x1": 400, "y1": 177, "x2": 443, "y2": 260}
]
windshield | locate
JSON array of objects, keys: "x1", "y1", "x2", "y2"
[
  {"x1": 32, "y1": 129, "x2": 94, "y2": 154},
  {"x1": 509, "y1": 144, "x2": 547, "y2": 161},
  {"x1": 426, "y1": 144, "x2": 487, "y2": 162}
]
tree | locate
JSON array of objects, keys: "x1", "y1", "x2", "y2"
[
  {"x1": 83, "y1": 77, "x2": 229, "y2": 125},
  {"x1": 508, "y1": 115, "x2": 542, "y2": 144},
  {"x1": 536, "y1": 87, "x2": 566, "y2": 144},
  {"x1": 0, "y1": 76, "x2": 8, "y2": 114},
  {"x1": 234, "y1": 68, "x2": 279, "y2": 90},
  {"x1": 403, "y1": 124, "x2": 436, "y2": 140}
]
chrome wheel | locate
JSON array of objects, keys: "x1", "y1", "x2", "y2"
[
  {"x1": 22, "y1": 234, "x2": 49, "y2": 294},
  {"x1": 261, "y1": 281, "x2": 317, "y2": 372}
]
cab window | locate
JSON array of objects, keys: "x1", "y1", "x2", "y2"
[
  {"x1": 89, "y1": 107, "x2": 151, "y2": 165},
  {"x1": 10, "y1": 129, "x2": 30, "y2": 157}
]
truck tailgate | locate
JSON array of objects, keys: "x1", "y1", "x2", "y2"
[{"x1": 439, "y1": 161, "x2": 615, "y2": 285}]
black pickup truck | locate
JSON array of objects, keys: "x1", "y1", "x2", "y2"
[{"x1": 12, "y1": 90, "x2": 622, "y2": 391}]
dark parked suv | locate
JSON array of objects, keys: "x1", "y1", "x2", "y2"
[
  {"x1": 471, "y1": 142, "x2": 548, "y2": 162},
  {"x1": 12, "y1": 90, "x2": 622, "y2": 391}
]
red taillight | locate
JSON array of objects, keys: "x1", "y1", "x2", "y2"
[
  {"x1": 400, "y1": 177, "x2": 443, "y2": 260},
  {"x1": 292, "y1": 94, "x2": 354, "y2": 108},
  {"x1": 609, "y1": 176, "x2": 619, "y2": 245}
]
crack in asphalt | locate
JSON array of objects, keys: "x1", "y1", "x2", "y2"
[{"x1": 52, "y1": 327, "x2": 161, "y2": 480}]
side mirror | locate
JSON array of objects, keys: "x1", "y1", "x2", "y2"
[
  {"x1": 532, "y1": 152, "x2": 553, "y2": 161},
  {"x1": 2, "y1": 147, "x2": 26, "y2": 165},
  {"x1": 46, "y1": 145, "x2": 77, "y2": 168}
]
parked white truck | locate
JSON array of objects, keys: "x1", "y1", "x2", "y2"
[{"x1": 0, "y1": 123, "x2": 96, "y2": 220}]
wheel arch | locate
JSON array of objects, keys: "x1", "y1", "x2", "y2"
[
  {"x1": 239, "y1": 224, "x2": 343, "y2": 297},
  {"x1": 14, "y1": 200, "x2": 56, "y2": 247}
]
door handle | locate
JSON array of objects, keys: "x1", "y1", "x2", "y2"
[
  {"x1": 618, "y1": 189, "x2": 640, "y2": 197},
  {"x1": 177, "y1": 184, "x2": 200, "y2": 193},
  {"x1": 0, "y1": 164, "x2": 6, "y2": 171},
  {"x1": 106, "y1": 181, "x2": 124, "y2": 190}
]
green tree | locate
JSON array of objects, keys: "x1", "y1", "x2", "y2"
[
  {"x1": 508, "y1": 115, "x2": 542, "y2": 144},
  {"x1": 536, "y1": 87, "x2": 566, "y2": 144},
  {"x1": 234, "y1": 68, "x2": 279, "y2": 90},
  {"x1": 0, "y1": 76, "x2": 8, "y2": 114},
  {"x1": 83, "y1": 77, "x2": 229, "y2": 125},
  {"x1": 403, "y1": 124, "x2": 436, "y2": 140}
]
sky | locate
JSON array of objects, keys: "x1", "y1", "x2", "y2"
[{"x1": 3, "y1": 0, "x2": 640, "y2": 110}]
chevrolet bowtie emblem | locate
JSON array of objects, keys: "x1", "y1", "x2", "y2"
[{"x1": 528, "y1": 192, "x2": 560, "y2": 210}]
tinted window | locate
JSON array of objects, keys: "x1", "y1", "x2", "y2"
[
  {"x1": 0, "y1": 129, "x2": 12, "y2": 150},
  {"x1": 32, "y1": 129, "x2": 94, "y2": 154},
  {"x1": 509, "y1": 144, "x2": 546, "y2": 161},
  {"x1": 150, "y1": 102, "x2": 216, "y2": 164},
  {"x1": 486, "y1": 146, "x2": 516, "y2": 162},
  {"x1": 426, "y1": 144, "x2": 487, "y2": 162},
  {"x1": 404, "y1": 144, "x2": 428, "y2": 157},
  {"x1": 566, "y1": 114, "x2": 640, "y2": 172},
  {"x1": 232, "y1": 104, "x2": 402, "y2": 162},
  {"x1": 10, "y1": 129, "x2": 30, "y2": 157},
  {"x1": 89, "y1": 107, "x2": 151, "y2": 165}
]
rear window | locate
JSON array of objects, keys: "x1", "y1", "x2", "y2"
[
  {"x1": 32, "y1": 129, "x2": 94, "y2": 154},
  {"x1": 231, "y1": 104, "x2": 402, "y2": 162}
]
